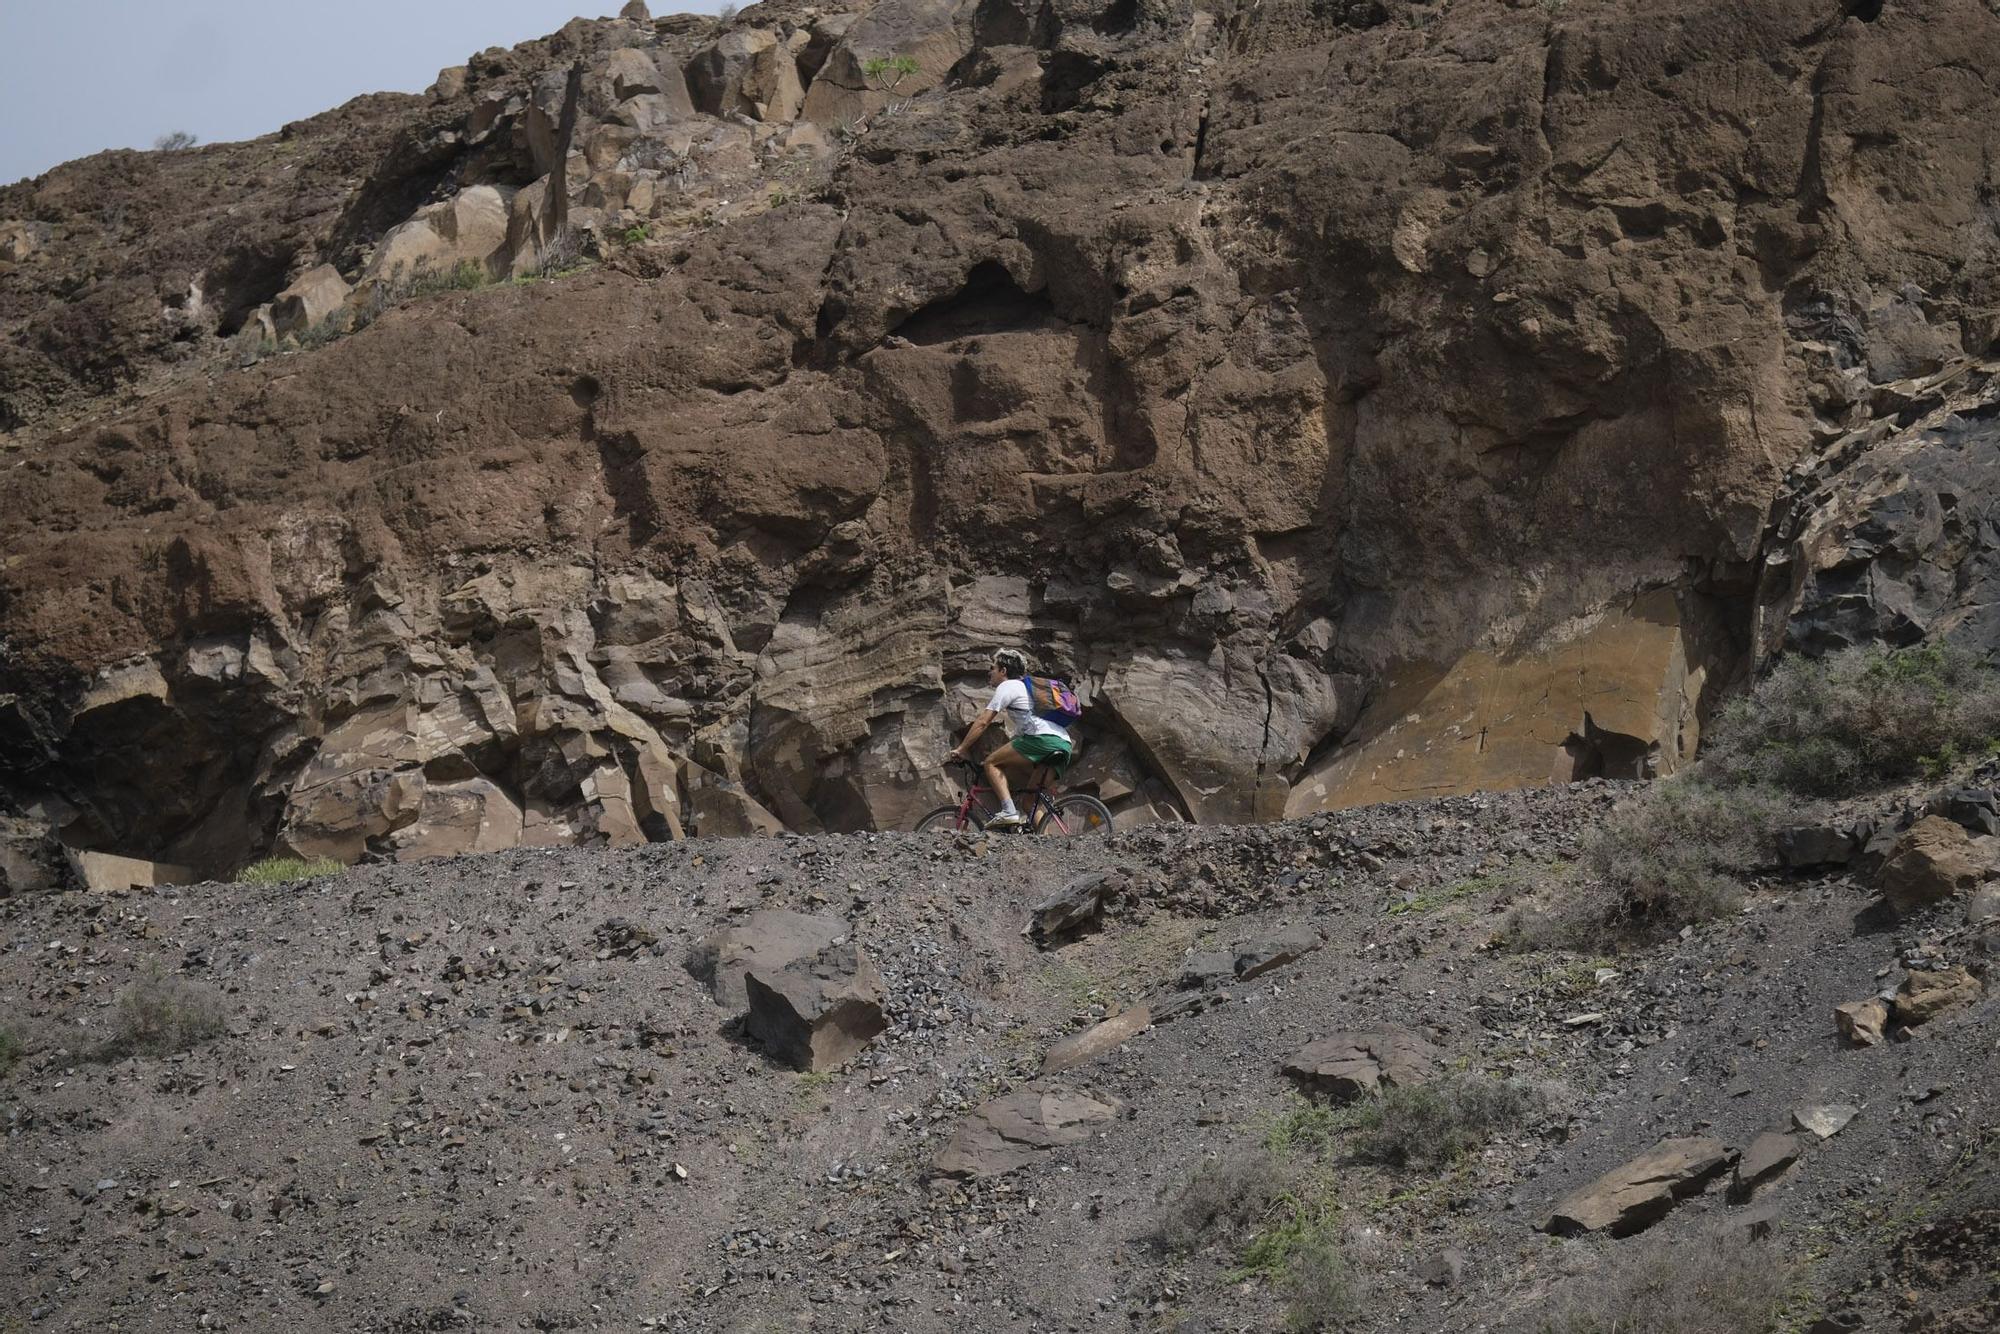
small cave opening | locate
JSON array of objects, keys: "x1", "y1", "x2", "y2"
[
  {"x1": 890, "y1": 261, "x2": 1055, "y2": 345},
  {"x1": 1844, "y1": 0, "x2": 1885, "y2": 20},
  {"x1": 204, "y1": 242, "x2": 298, "y2": 336}
]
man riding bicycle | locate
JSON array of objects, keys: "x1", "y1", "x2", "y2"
[{"x1": 946, "y1": 648, "x2": 1073, "y2": 828}]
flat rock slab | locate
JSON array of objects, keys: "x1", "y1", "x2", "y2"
[
  {"x1": 934, "y1": 1087, "x2": 1122, "y2": 1179},
  {"x1": 1282, "y1": 1027, "x2": 1436, "y2": 1102},
  {"x1": 743, "y1": 941, "x2": 887, "y2": 1072},
  {"x1": 1731, "y1": 1131, "x2": 1805, "y2": 1201},
  {"x1": 1233, "y1": 927, "x2": 1322, "y2": 980},
  {"x1": 1543, "y1": 1136, "x2": 1733, "y2": 1237},
  {"x1": 1042, "y1": 1006, "x2": 1151, "y2": 1074},
  {"x1": 1892, "y1": 966, "x2": 1983, "y2": 1026},
  {"x1": 692, "y1": 909, "x2": 848, "y2": 1008}
]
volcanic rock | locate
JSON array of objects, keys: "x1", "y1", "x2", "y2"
[
  {"x1": 1282, "y1": 1028, "x2": 1436, "y2": 1103},
  {"x1": 742, "y1": 941, "x2": 888, "y2": 1071},
  {"x1": 1835, "y1": 998, "x2": 1890, "y2": 1047},
  {"x1": 1878, "y1": 817, "x2": 1988, "y2": 916},
  {"x1": 1233, "y1": 927, "x2": 1321, "y2": 980},
  {"x1": 1542, "y1": 1137, "x2": 1733, "y2": 1238},
  {"x1": 934, "y1": 1086, "x2": 1121, "y2": 1180},
  {"x1": 1891, "y1": 967, "x2": 1983, "y2": 1027},
  {"x1": 1731, "y1": 1131, "x2": 1804, "y2": 1202},
  {"x1": 1025, "y1": 866, "x2": 1144, "y2": 946},
  {"x1": 692, "y1": 909, "x2": 849, "y2": 1009},
  {"x1": 1041, "y1": 1006, "x2": 1150, "y2": 1075}
]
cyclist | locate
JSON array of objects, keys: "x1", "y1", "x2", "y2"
[{"x1": 946, "y1": 648, "x2": 1072, "y2": 827}]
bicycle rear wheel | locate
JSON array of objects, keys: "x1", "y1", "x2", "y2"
[
  {"x1": 1037, "y1": 793, "x2": 1114, "y2": 837},
  {"x1": 915, "y1": 804, "x2": 984, "y2": 834}
]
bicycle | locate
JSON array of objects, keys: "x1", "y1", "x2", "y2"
[{"x1": 914, "y1": 757, "x2": 1115, "y2": 837}]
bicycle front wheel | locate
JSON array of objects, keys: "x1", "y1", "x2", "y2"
[
  {"x1": 915, "y1": 804, "x2": 984, "y2": 834},
  {"x1": 1037, "y1": 793, "x2": 1114, "y2": 837}
]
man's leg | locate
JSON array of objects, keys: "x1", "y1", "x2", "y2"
[{"x1": 984, "y1": 743, "x2": 1033, "y2": 817}]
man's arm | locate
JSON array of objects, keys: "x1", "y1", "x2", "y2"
[{"x1": 949, "y1": 709, "x2": 1000, "y2": 760}]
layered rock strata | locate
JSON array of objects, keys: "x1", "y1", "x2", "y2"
[{"x1": 3, "y1": 0, "x2": 1999, "y2": 869}]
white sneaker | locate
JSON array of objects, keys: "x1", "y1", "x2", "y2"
[{"x1": 987, "y1": 809, "x2": 1026, "y2": 828}]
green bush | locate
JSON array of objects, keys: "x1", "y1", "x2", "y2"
[
  {"x1": 1345, "y1": 1075, "x2": 1544, "y2": 1169},
  {"x1": 1280, "y1": 1229, "x2": 1362, "y2": 1331},
  {"x1": 103, "y1": 970, "x2": 226, "y2": 1059},
  {"x1": 1536, "y1": 1234, "x2": 1793, "y2": 1334},
  {"x1": 1575, "y1": 778, "x2": 1790, "y2": 937},
  {"x1": 1704, "y1": 643, "x2": 2000, "y2": 797},
  {"x1": 236, "y1": 856, "x2": 343, "y2": 884},
  {"x1": 0, "y1": 1026, "x2": 22, "y2": 1074},
  {"x1": 1157, "y1": 1147, "x2": 1290, "y2": 1253}
]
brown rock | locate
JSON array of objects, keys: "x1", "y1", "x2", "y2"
[
  {"x1": 1878, "y1": 817, "x2": 1986, "y2": 916},
  {"x1": 1834, "y1": 998, "x2": 1890, "y2": 1047},
  {"x1": 934, "y1": 1086, "x2": 1121, "y2": 1179},
  {"x1": 1891, "y1": 967, "x2": 1983, "y2": 1026},
  {"x1": 742, "y1": 942, "x2": 888, "y2": 1072},
  {"x1": 1282, "y1": 1028, "x2": 1436, "y2": 1102},
  {"x1": 270, "y1": 265, "x2": 351, "y2": 337},
  {"x1": 1041, "y1": 1006, "x2": 1150, "y2": 1075},
  {"x1": 1542, "y1": 1137, "x2": 1733, "y2": 1237}
]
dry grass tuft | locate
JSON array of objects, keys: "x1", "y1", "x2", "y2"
[
  {"x1": 1535, "y1": 1234, "x2": 1793, "y2": 1333},
  {"x1": 102, "y1": 970, "x2": 226, "y2": 1059}
]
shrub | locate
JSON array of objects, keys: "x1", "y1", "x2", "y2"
[
  {"x1": 1345, "y1": 1075, "x2": 1544, "y2": 1169},
  {"x1": 0, "y1": 1026, "x2": 22, "y2": 1074},
  {"x1": 1157, "y1": 1147, "x2": 1290, "y2": 1253},
  {"x1": 1536, "y1": 1234, "x2": 1793, "y2": 1334},
  {"x1": 153, "y1": 130, "x2": 198, "y2": 152},
  {"x1": 862, "y1": 54, "x2": 921, "y2": 91},
  {"x1": 103, "y1": 970, "x2": 226, "y2": 1059},
  {"x1": 1703, "y1": 643, "x2": 2000, "y2": 798},
  {"x1": 1280, "y1": 1229, "x2": 1362, "y2": 1331},
  {"x1": 1572, "y1": 778, "x2": 1789, "y2": 938},
  {"x1": 236, "y1": 856, "x2": 343, "y2": 884}
]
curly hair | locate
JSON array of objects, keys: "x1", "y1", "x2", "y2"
[{"x1": 991, "y1": 648, "x2": 1029, "y2": 678}]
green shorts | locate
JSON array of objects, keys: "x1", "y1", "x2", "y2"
[{"x1": 1010, "y1": 734, "x2": 1074, "y2": 769}]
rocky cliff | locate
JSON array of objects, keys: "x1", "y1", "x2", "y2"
[{"x1": 3, "y1": 0, "x2": 1998, "y2": 873}]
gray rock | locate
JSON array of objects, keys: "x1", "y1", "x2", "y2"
[
  {"x1": 1026, "y1": 866, "x2": 1145, "y2": 946},
  {"x1": 1774, "y1": 822, "x2": 1860, "y2": 869},
  {"x1": 690, "y1": 909, "x2": 848, "y2": 1008},
  {"x1": 1176, "y1": 951, "x2": 1235, "y2": 991},
  {"x1": 1730, "y1": 1131, "x2": 1804, "y2": 1201},
  {"x1": 1416, "y1": 1247, "x2": 1467, "y2": 1287},
  {"x1": 1233, "y1": 926, "x2": 1322, "y2": 980},
  {"x1": 742, "y1": 941, "x2": 887, "y2": 1071},
  {"x1": 1791, "y1": 1104, "x2": 1860, "y2": 1139}
]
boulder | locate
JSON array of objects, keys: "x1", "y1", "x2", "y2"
[
  {"x1": 681, "y1": 761, "x2": 784, "y2": 837},
  {"x1": 934, "y1": 1086, "x2": 1121, "y2": 1179},
  {"x1": 1775, "y1": 822, "x2": 1862, "y2": 869},
  {"x1": 1792, "y1": 1104, "x2": 1860, "y2": 1140},
  {"x1": 691, "y1": 908, "x2": 848, "y2": 1008},
  {"x1": 1730, "y1": 1131, "x2": 1804, "y2": 1201},
  {"x1": 1929, "y1": 787, "x2": 2000, "y2": 836},
  {"x1": 1967, "y1": 885, "x2": 2000, "y2": 925},
  {"x1": 270, "y1": 265, "x2": 351, "y2": 337},
  {"x1": 1233, "y1": 927, "x2": 1322, "y2": 980},
  {"x1": 1879, "y1": 816, "x2": 1988, "y2": 915},
  {"x1": 1834, "y1": 998, "x2": 1889, "y2": 1046},
  {"x1": 66, "y1": 850, "x2": 197, "y2": 893},
  {"x1": 798, "y1": 0, "x2": 976, "y2": 130},
  {"x1": 1542, "y1": 1137, "x2": 1733, "y2": 1237},
  {"x1": 604, "y1": 47, "x2": 692, "y2": 115},
  {"x1": 0, "y1": 815, "x2": 77, "y2": 894},
  {"x1": 367, "y1": 185, "x2": 513, "y2": 282},
  {"x1": 685, "y1": 28, "x2": 806, "y2": 123},
  {"x1": 1282, "y1": 1028, "x2": 1436, "y2": 1102},
  {"x1": 1176, "y1": 950, "x2": 1236, "y2": 991},
  {"x1": 1891, "y1": 966, "x2": 1983, "y2": 1026},
  {"x1": 1025, "y1": 865, "x2": 1145, "y2": 945},
  {"x1": 742, "y1": 941, "x2": 888, "y2": 1071},
  {"x1": 428, "y1": 65, "x2": 469, "y2": 101},
  {"x1": 1041, "y1": 1006, "x2": 1150, "y2": 1074}
]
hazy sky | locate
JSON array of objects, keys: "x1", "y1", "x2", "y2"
[{"x1": 0, "y1": 1, "x2": 722, "y2": 186}]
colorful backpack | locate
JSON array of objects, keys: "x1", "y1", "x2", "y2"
[{"x1": 1022, "y1": 674, "x2": 1083, "y2": 726}]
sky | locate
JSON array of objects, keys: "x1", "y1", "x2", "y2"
[{"x1": 0, "y1": 0, "x2": 722, "y2": 186}]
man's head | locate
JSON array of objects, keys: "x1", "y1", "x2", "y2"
[{"x1": 990, "y1": 648, "x2": 1028, "y2": 683}]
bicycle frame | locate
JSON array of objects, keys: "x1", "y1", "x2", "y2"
[{"x1": 945, "y1": 762, "x2": 1074, "y2": 834}]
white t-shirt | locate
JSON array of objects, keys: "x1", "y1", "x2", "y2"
[{"x1": 987, "y1": 678, "x2": 1070, "y2": 741}]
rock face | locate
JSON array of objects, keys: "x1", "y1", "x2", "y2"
[
  {"x1": 1542, "y1": 1137, "x2": 1733, "y2": 1238},
  {"x1": 1282, "y1": 1028, "x2": 1436, "y2": 1102},
  {"x1": 742, "y1": 941, "x2": 888, "y2": 1071},
  {"x1": 5, "y1": 0, "x2": 2000, "y2": 868}
]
